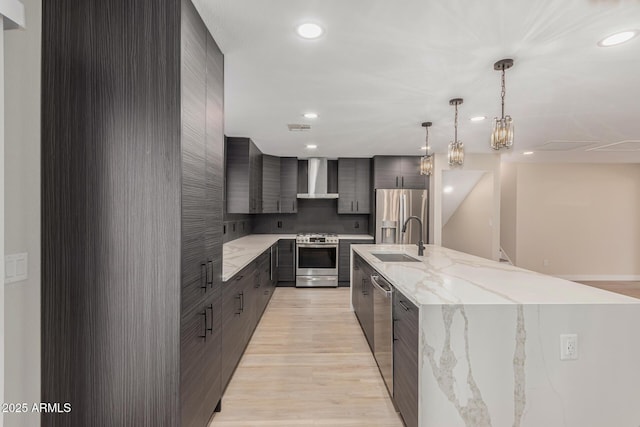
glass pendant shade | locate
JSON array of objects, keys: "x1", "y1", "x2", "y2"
[
  {"x1": 420, "y1": 155, "x2": 433, "y2": 176},
  {"x1": 448, "y1": 141, "x2": 464, "y2": 166},
  {"x1": 491, "y1": 115, "x2": 514, "y2": 150}
]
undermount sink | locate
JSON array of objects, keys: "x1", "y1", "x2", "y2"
[{"x1": 371, "y1": 252, "x2": 422, "y2": 263}]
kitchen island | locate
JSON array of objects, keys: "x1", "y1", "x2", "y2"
[{"x1": 352, "y1": 244, "x2": 640, "y2": 427}]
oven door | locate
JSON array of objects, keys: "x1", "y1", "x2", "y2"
[{"x1": 296, "y1": 244, "x2": 338, "y2": 277}]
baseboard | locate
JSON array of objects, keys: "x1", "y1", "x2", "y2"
[{"x1": 557, "y1": 275, "x2": 640, "y2": 281}]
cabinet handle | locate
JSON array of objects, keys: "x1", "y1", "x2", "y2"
[
  {"x1": 207, "y1": 260, "x2": 213, "y2": 288},
  {"x1": 351, "y1": 201, "x2": 354, "y2": 211},
  {"x1": 206, "y1": 304, "x2": 213, "y2": 334},
  {"x1": 199, "y1": 310, "x2": 207, "y2": 341},
  {"x1": 292, "y1": 201, "x2": 295, "y2": 211},
  {"x1": 395, "y1": 176, "x2": 399, "y2": 187},
  {"x1": 362, "y1": 278, "x2": 368, "y2": 295},
  {"x1": 277, "y1": 200, "x2": 280, "y2": 212},
  {"x1": 200, "y1": 264, "x2": 207, "y2": 291},
  {"x1": 356, "y1": 200, "x2": 359, "y2": 211},
  {"x1": 399, "y1": 300, "x2": 411, "y2": 311},
  {"x1": 235, "y1": 275, "x2": 243, "y2": 281},
  {"x1": 239, "y1": 291, "x2": 244, "y2": 312},
  {"x1": 401, "y1": 176, "x2": 404, "y2": 188}
]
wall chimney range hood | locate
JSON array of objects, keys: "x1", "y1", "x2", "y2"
[{"x1": 297, "y1": 158, "x2": 339, "y2": 199}]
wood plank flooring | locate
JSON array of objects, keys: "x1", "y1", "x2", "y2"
[
  {"x1": 577, "y1": 281, "x2": 640, "y2": 299},
  {"x1": 210, "y1": 287, "x2": 403, "y2": 427}
]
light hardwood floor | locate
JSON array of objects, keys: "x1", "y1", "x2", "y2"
[
  {"x1": 577, "y1": 281, "x2": 640, "y2": 299},
  {"x1": 210, "y1": 287, "x2": 404, "y2": 427}
]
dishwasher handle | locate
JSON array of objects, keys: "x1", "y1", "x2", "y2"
[{"x1": 370, "y1": 275, "x2": 393, "y2": 297}]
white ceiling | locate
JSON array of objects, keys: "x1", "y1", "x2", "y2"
[{"x1": 194, "y1": 0, "x2": 640, "y2": 162}]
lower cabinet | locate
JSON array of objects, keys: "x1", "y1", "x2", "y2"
[
  {"x1": 352, "y1": 255, "x2": 419, "y2": 427},
  {"x1": 393, "y1": 290, "x2": 419, "y2": 427},
  {"x1": 221, "y1": 245, "x2": 277, "y2": 393},
  {"x1": 277, "y1": 239, "x2": 295, "y2": 283},
  {"x1": 352, "y1": 254, "x2": 375, "y2": 351},
  {"x1": 338, "y1": 239, "x2": 371, "y2": 284}
]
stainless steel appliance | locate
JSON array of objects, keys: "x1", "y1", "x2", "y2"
[
  {"x1": 375, "y1": 189, "x2": 428, "y2": 245},
  {"x1": 296, "y1": 158, "x2": 339, "y2": 199},
  {"x1": 371, "y1": 274, "x2": 393, "y2": 395},
  {"x1": 296, "y1": 233, "x2": 339, "y2": 287}
]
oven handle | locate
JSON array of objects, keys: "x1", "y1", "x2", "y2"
[{"x1": 297, "y1": 244, "x2": 338, "y2": 249}]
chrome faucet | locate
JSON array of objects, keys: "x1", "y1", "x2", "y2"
[{"x1": 402, "y1": 216, "x2": 425, "y2": 256}]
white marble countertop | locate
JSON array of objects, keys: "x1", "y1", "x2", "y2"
[
  {"x1": 352, "y1": 244, "x2": 640, "y2": 306},
  {"x1": 223, "y1": 234, "x2": 374, "y2": 281}
]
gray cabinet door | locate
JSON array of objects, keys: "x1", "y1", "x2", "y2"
[
  {"x1": 277, "y1": 239, "x2": 296, "y2": 282},
  {"x1": 249, "y1": 142, "x2": 263, "y2": 213},
  {"x1": 400, "y1": 156, "x2": 427, "y2": 190},
  {"x1": 354, "y1": 158, "x2": 371, "y2": 213},
  {"x1": 280, "y1": 157, "x2": 298, "y2": 213},
  {"x1": 262, "y1": 155, "x2": 281, "y2": 213},
  {"x1": 226, "y1": 138, "x2": 264, "y2": 213},
  {"x1": 393, "y1": 292, "x2": 419, "y2": 427},
  {"x1": 373, "y1": 156, "x2": 402, "y2": 189},
  {"x1": 338, "y1": 158, "x2": 356, "y2": 213},
  {"x1": 338, "y1": 240, "x2": 369, "y2": 282}
]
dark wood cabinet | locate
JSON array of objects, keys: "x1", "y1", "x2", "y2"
[
  {"x1": 338, "y1": 240, "x2": 371, "y2": 283},
  {"x1": 352, "y1": 254, "x2": 374, "y2": 351},
  {"x1": 42, "y1": 0, "x2": 224, "y2": 426},
  {"x1": 262, "y1": 155, "x2": 281, "y2": 213},
  {"x1": 221, "y1": 246, "x2": 275, "y2": 393},
  {"x1": 277, "y1": 239, "x2": 296, "y2": 282},
  {"x1": 338, "y1": 158, "x2": 371, "y2": 214},
  {"x1": 226, "y1": 137, "x2": 263, "y2": 213},
  {"x1": 393, "y1": 291, "x2": 419, "y2": 427},
  {"x1": 280, "y1": 157, "x2": 298, "y2": 213},
  {"x1": 373, "y1": 156, "x2": 427, "y2": 189}
]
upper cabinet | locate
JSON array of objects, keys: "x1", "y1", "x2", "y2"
[
  {"x1": 226, "y1": 137, "x2": 263, "y2": 213},
  {"x1": 280, "y1": 157, "x2": 298, "y2": 213},
  {"x1": 338, "y1": 158, "x2": 371, "y2": 214},
  {"x1": 373, "y1": 156, "x2": 427, "y2": 189},
  {"x1": 262, "y1": 155, "x2": 280, "y2": 213}
]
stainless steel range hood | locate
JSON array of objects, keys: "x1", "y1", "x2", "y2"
[{"x1": 297, "y1": 158, "x2": 339, "y2": 199}]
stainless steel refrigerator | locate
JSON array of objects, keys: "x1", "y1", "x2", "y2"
[{"x1": 375, "y1": 189, "x2": 428, "y2": 244}]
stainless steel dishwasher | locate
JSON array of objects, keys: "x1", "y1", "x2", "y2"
[{"x1": 371, "y1": 274, "x2": 393, "y2": 395}]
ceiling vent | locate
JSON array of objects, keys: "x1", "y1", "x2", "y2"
[
  {"x1": 287, "y1": 124, "x2": 311, "y2": 132},
  {"x1": 536, "y1": 140, "x2": 599, "y2": 151},
  {"x1": 586, "y1": 140, "x2": 640, "y2": 152}
]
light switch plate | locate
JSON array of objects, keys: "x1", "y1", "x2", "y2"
[{"x1": 5, "y1": 252, "x2": 28, "y2": 284}]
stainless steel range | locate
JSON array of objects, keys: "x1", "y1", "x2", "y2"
[{"x1": 296, "y1": 233, "x2": 339, "y2": 287}]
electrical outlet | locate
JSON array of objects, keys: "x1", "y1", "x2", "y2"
[
  {"x1": 543, "y1": 259, "x2": 550, "y2": 267},
  {"x1": 277, "y1": 221, "x2": 283, "y2": 229},
  {"x1": 354, "y1": 221, "x2": 360, "y2": 229},
  {"x1": 560, "y1": 334, "x2": 578, "y2": 360}
]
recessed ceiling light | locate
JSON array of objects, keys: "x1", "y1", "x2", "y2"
[
  {"x1": 443, "y1": 186, "x2": 454, "y2": 194},
  {"x1": 523, "y1": 151, "x2": 534, "y2": 155},
  {"x1": 303, "y1": 112, "x2": 318, "y2": 119},
  {"x1": 470, "y1": 116, "x2": 486, "y2": 122},
  {"x1": 306, "y1": 144, "x2": 317, "y2": 149},
  {"x1": 598, "y1": 30, "x2": 638, "y2": 47},
  {"x1": 296, "y1": 23, "x2": 324, "y2": 39}
]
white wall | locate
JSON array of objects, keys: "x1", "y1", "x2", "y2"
[
  {"x1": 3, "y1": 0, "x2": 40, "y2": 425},
  {"x1": 500, "y1": 162, "x2": 517, "y2": 263},
  {"x1": 442, "y1": 172, "x2": 494, "y2": 259},
  {"x1": 430, "y1": 153, "x2": 501, "y2": 261},
  {"x1": 0, "y1": 18, "x2": 5, "y2": 427},
  {"x1": 509, "y1": 163, "x2": 640, "y2": 279}
]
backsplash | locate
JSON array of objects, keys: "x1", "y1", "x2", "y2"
[
  {"x1": 223, "y1": 214, "x2": 252, "y2": 243},
  {"x1": 251, "y1": 199, "x2": 370, "y2": 234}
]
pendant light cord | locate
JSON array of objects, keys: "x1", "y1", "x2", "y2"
[
  {"x1": 425, "y1": 126, "x2": 430, "y2": 155},
  {"x1": 454, "y1": 102, "x2": 459, "y2": 145},
  {"x1": 501, "y1": 67, "x2": 506, "y2": 119}
]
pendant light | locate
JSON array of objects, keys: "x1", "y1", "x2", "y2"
[
  {"x1": 491, "y1": 58, "x2": 514, "y2": 150},
  {"x1": 448, "y1": 98, "x2": 464, "y2": 167},
  {"x1": 420, "y1": 122, "x2": 433, "y2": 176}
]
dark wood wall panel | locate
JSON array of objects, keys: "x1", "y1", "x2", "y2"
[{"x1": 42, "y1": 0, "x2": 182, "y2": 426}]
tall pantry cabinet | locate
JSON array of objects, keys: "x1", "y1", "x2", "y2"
[{"x1": 42, "y1": 0, "x2": 224, "y2": 426}]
